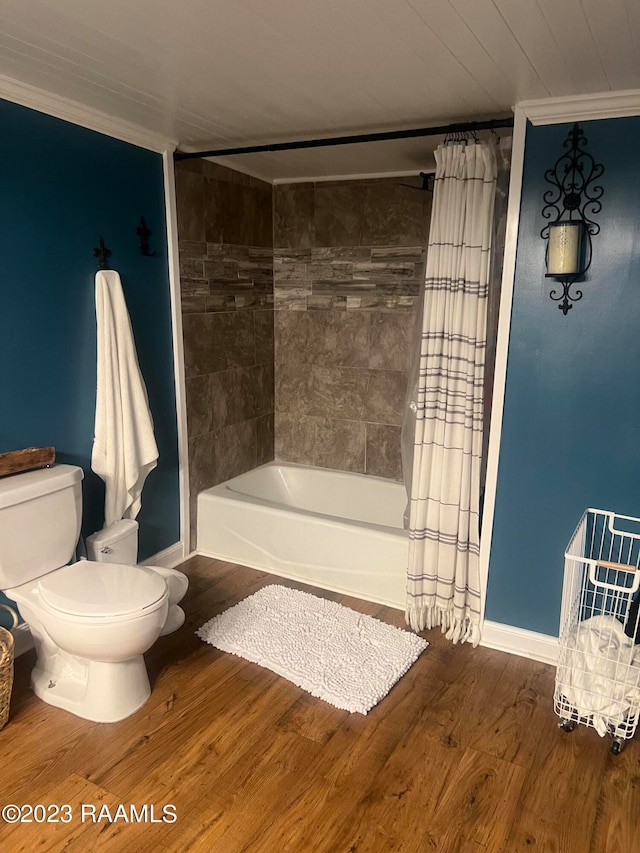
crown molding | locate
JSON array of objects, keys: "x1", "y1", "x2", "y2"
[
  {"x1": 0, "y1": 74, "x2": 177, "y2": 153},
  {"x1": 518, "y1": 89, "x2": 640, "y2": 126}
]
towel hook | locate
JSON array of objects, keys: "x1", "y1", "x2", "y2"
[
  {"x1": 136, "y1": 216, "x2": 155, "y2": 257},
  {"x1": 93, "y1": 236, "x2": 112, "y2": 270}
]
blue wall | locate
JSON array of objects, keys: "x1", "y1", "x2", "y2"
[
  {"x1": 486, "y1": 116, "x2": 640, "y2": 636},
  {"x1": 0, "y1": 98, "x2": 180, "y2": 623}
]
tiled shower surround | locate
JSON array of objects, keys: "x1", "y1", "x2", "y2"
[
  {"x1": 176, "y1": 163, "x2": 431, "y2": 544},
  {"x1": 274, "y1": 178, "x2": 431, "y2": 480},
  {"x1": 175, "y1": 160, "x2": 274, "y2": 545}
]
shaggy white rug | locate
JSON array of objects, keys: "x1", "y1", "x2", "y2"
[{"x1": 197, "y1": 585, "x2": 428, "y2": 714}]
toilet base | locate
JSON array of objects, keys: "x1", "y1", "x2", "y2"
[{"x1": 31, "y1": 652, "x2": 151, "y2": 723}]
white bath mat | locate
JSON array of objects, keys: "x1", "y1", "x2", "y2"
[{"x1": 197, "y1": 585, "x2": 428, "y2": 714}]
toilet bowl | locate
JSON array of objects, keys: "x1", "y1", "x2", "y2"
[
  {"x1": 86, "y1": 519, "x2": 188, "y2": 637},
  {"x1": 0, "y1": 464, "x2": 188, "y2": 723}
]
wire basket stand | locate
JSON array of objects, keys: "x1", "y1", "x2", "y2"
[{"x1": 555, "y1": 508, "x2": 640, "y2": 754}]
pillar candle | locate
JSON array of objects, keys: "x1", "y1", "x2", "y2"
[{"x1": 547, "y1": 221, "x2": 582, "y2": 276}]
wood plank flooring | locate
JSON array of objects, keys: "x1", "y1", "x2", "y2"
[{"x1": 1, "y1": 555, "x2": 639, "y2": 852}]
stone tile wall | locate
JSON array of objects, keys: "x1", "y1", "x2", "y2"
[
  {"x1": 175, "y1": 160, "x2": 274, "y2": 546},
  {"x1": 176, "y1": 165, "x2": 431, "y2": 547},
  {"x1": 274, "y1": 178, "x2": 431, "y2": 480}
]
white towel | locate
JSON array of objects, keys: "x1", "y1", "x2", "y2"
[
  {"x1": 91, "y1": 270, "x2": 159, "y2": 527},
  {"x1": 557, "y1": 615, "x2": 640, "y2": 736}
]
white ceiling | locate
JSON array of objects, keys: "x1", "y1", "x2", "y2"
[{"x1": 1, "y1": 0, "x2": 639, "y2": 181}]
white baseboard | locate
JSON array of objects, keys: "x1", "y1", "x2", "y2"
[
  {"x1": 481, "y1": 620, "x2": 558, "y2": 665},
  {"x1": 181, "y1": 549, "x2": 199, "y2": 563},
  {"x1": 13, "y1": 623, "x2": 34, "y2": 658},
  {"x1": 142, "y1": 541, "x2": 186, "y2": 569},
  {"x1": 195, "y1": 549, "x2": 559, "y2": 666}
]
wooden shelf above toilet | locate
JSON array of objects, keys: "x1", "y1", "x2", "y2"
[{"x1": 0, "y1": 447, "x2": 56, "y2": 478}]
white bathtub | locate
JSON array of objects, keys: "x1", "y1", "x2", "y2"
[{"x1": 197, "y1": 462, "x2": 409, "y2": 609}]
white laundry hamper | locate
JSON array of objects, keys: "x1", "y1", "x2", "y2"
[{"x1": 555, "y1": 508, "x2": 640, "y2": 754}]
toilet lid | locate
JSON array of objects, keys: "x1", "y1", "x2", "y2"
[{"x1": 38, "y1": 561, "x2": 167, "y2": 617}]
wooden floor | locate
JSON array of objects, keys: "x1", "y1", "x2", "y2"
[{"x1": 1, "y1": 556, "x2": 639, "y2": 852}]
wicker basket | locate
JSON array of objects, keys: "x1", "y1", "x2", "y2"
[{"x1": 0, "y1": 604, "x2": 18, "y2": 731}]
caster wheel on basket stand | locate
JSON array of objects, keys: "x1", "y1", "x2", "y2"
[
  {"x1": 610, "y1": 739, "x2": 624, "y2": 756},
  {"x1": 558, "y1": 718, "x2": 577, "y2": 733}
]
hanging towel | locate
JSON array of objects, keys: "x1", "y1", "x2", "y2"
[{"x1": 91, "y1": 270, "x2": 159, "y2": 527}]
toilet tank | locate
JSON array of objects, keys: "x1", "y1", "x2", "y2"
[
  {"x1": 0, "y1": 464, "x2": 84, "y2": 589},
  {"x1": 86, "y1": 519, "x2": 138, "y2": 565}
]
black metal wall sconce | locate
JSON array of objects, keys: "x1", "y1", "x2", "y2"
[
  {"x1": 93, "y1": 236, "x2": 112, "y2": 270},
  {"x1": 540, "y1": 122, "x2": 604, "y2": 315}
]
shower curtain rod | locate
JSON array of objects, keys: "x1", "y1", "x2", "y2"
[{"x1": 173, "y1": 116, "x2": 514, "y2": 161}]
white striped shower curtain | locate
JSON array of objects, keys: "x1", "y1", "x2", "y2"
[{"x1": 406, "y1": 140, "x2": 497, "y2": 646}]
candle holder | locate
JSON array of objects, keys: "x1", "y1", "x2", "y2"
[{"x1": 540, "y1": 123, "x2": 604, "y2": 315}]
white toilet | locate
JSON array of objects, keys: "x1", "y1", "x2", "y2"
[{"x1": 0, "y1": 463, "x2": 188, "y2": 723}]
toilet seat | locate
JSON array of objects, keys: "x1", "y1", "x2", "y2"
[{"x1": 37, "y1": 561, "x2": 167, "y2": 617}]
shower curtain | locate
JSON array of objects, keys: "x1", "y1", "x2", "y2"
[{"x1": 404, "y1": 139, "x2": 498, "y2": 645}]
